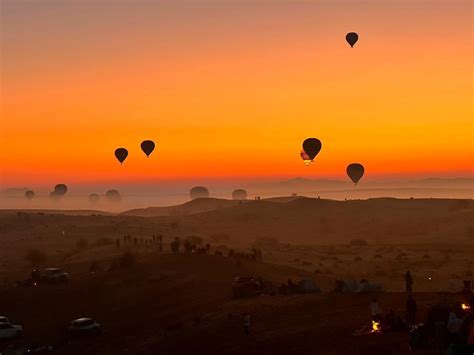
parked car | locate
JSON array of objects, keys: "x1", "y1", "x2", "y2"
[
  {"x1": 68, "y1": 318, "x2": 101, "y2": 336},
  {"x1": 0, "y1": 322, "x2": 22, "y2": 340},
  {"x1": 0, "y1": 316, "x2": 9, "y2": 324},
  {"x1": 41, "y1": 268, "x2": 69, "y2": 284},
  {"x1": 232, "y1": 276, "x2": 263, "y2": 298}
]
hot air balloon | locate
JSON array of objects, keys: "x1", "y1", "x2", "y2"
[
  {"x1": 49, "y1": 191, "x2": 61, "y2": 201},
  {"x1": 302, "y1": 138, "x2": 322, "y2": 161},
  {"x1": 106, "y1": 189, "x2": 121, "y2": 202},
  {"x1": 141, "y1": 140, "x2": 155, "y2": 157},
  {"x1": 300, "y1": 150, "x2": 311, "y2": 166},
  {"x1": 88, "y1": 193, "x2": 100, "y2": 204},
  {"x1": 54, "y1": 184, "x2": 68, "y2": 196},
  {"x1": 25, "y1": 190, "x2": 35, "y2": 200},
  {"x1": 190, "y1": 186, "x2": 209, "y2": 200},
  {"x1": 347, "y1": 163, "x2": 365, "y2": 185},
  {"x1": 232, "y1": 189, "x2": 248, "y2": 200},
  {"x1": 346, "y1": 32, "x2": 359, "y2": 48},
  {"x1": 114, "y1": 148, "x2": 128, "y2": 165}
]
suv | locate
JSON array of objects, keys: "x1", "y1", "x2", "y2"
[
  {"x1": 42, "y1": 268, "x2": 70, "y2": 284},
  {"x1": 0, "y1": 316, "x2": 9, "y2": 324},
  {"x1": 68, "y1": 318, "x2": 101, "y2": 336},
  {"x1": 0, "y1": 322, "x2": 22, "y2": 340},
  {"x1": 232, "y1": 276, "x2": 263, "y2": 298}
]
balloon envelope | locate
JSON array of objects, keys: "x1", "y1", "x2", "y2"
[
  {"x1": 88, "y1": 193, "x2": 100, "y2": 203},
  {"x1": 54, "y1": 184, "x2": 68, "y2": 196},
  {"x1": 141, "y1": 140, "x2": 155, "y2": 157},
  {"x1": 114, "y1": 148, "x2": 128, "y2": 164},
  {"x1": 302, "y1": 138, "x2": 322, "y2": 161},
  {"x1": 346, "y1": 32, "x2": 359, "y2": 47},
  {"x1": 25, "y1": 190, "x2": 35, "y2": 200},
  {"x1": 347, "y1": 163, "x2": 365, "y2": 185},
  {"x1": 49, "y1": 191, "x2": 61, "y2": 201},
  {"x1": 232, "y1": 189, "x2": 248, "y2": 200},
  {"x1": 106, "y1": 189, "x2": 121, "y2": 202},
  {"x1": 190, "y1": 186, "x2": 209, "y2": 200}
]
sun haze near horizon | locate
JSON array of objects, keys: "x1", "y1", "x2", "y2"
[{"x1": 1, "y1": 0, "x2": 472, "y2": 189}]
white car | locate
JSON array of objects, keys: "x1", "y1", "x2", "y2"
[
  {"x1": 0, "y1": 322, "x2": 22, "y2": 340},
  {"x1": 0, "y1": 316, "x2": 9, "y2": 324},
  {"x1": 68, "y1": 318, "x2": 101, "y2": 336}
]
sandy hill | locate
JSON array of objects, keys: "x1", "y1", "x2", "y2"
[{"x1": 122, "y1": 198, "x2": 241, "y2": 217}]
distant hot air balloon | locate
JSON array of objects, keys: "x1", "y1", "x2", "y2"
[
  {"x1": 347, "y1": 163, "x2": 365, "y2": 185},
  {"x1": 114, "y1": 148, "x2": 128, "y2": 165},
  {"x1": 54, "y1": 184, "x2": 68, "y2": 196},
  {"x1": 88, "y1": 193, "x2": 100, "y2": 204},
  {"x1": 106, "y1": 189, "x2": 121, "y2": 202},
  {"x1": 25, "y1": 190, "x2": 35, "y2": 200},
  {"x1": 300, "y1": 150, "x2": 311, "y2": 166},
  {"x1": 346, "y1": 32, "x2": 359, "y2": 48},
  {"x1": 141, "y1": 140, "x2": 155, "y2": 157},
  {"x1": 49, "y1": 191, "x2": 61, "y2": 201},
  {"x1": 190, "y1": 186, "x2": 209, "y2": 200},
  {"x1": 302, "y1": 138, "x2": 322, "y2": 162},
  {"x1": 232, "y1": 189, "x2": 248, "y2": 200}
]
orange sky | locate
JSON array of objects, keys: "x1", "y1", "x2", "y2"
[{"x1": 1, "y1": 0, "x2": 473, "y2": 187}]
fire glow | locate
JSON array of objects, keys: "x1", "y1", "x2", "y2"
[
  {"x1": 371, "y1": 321, "x2": 381, "y2": 333},
  {"x1": 461, "y1": 303, "x2": 471, "y2": 311}
]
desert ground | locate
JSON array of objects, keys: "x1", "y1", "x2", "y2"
[{"x1": 0, "y1": 197, "x2": 473, "y2": 354}]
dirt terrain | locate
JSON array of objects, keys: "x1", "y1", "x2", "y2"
[{"x1": 0, "y1": 198, "x2": 473, "y2": 354}]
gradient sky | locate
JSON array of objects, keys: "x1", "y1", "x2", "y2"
[{"x1": 1, "y1": 0, "x2": 473, "y2": 188}]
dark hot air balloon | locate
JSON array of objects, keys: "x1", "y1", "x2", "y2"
[
  {"x1": 347, "y1": 163, "x2": 365, "y2": 185},
  {"x1": 190, "y1": 186, "x2": 209, "y2": 200},
  {"x1": 346, "y1": 32, "x2": 359, "y2": 48},
  {"x1": 88, "y1": 193, "x2": 100, "y2": 204},
  {"x1": 300, "y1": 150, "x2": 311, "y2": 166},
  {"x1": 302, "y1": 138, "x2": 322, "y2": 161},
  {"x1": 106, "y1": 189, "x2": 121, "y2": 202},
  {"x1": 54, "y1": 184, "x2": 68, "y2": 196},
  {"x1": 141, "y1": 140, "x2": 155, "y2": 157},
  {"x1": 232, "y1": 189, "x2": 248, "y2": 200},
  {"x1": 114, "y1": 148, "x2": 128, "y2": 165},
  {"x1": 25, "y1": 190, "x2": 35, "y2": 200},
  {"x1": 49, "y1": 191, "x2": 61, "y2": 201}
]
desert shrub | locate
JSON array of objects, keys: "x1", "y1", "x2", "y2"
[
  {"x1": 25, "y1": 249, "x2": 46, "y2": 266},
  {"x1": 209, "y1": 233, "x2": 230, "y2": 243},
  {"x1": 76, "y1": 238, "x2": 88, "y2": 249},
  {"x1": 119, "y1": 251, "x2": 136, "y2": 268},
  {"x1": 349, "y1": 239, "x2": 368, "y2": 247},
  {"x1": 422, "y1": 254, "x2": 430, "y2": 259}
]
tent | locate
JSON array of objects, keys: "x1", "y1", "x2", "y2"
[{"x1": 297, "y1": 279, "x2": 321, "y2": 293}]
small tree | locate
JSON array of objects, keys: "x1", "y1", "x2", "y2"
[{"x1": 25, "y1": 249, "x2": 46, "y2": 266}]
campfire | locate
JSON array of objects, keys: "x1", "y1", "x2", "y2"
[
  {"x1": 371, "y1": 320, "x2": 381, "y2": 333},
  {"x1": 461, "y1": 303, "x2": 471, "y2": 311}
]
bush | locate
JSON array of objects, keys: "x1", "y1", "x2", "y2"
[
  {"x1": 349, "y1": 239, "x2": 368, "y2": 247},
  {"x1": 186, "y1": 235, "x2": 203, "y2": 246},
  {"x1": 95, "y1": 237, "x2": 113, "y2": 247},
  {"x1": 25, "y1": 249, "x2": 46, "y2": 266}
]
